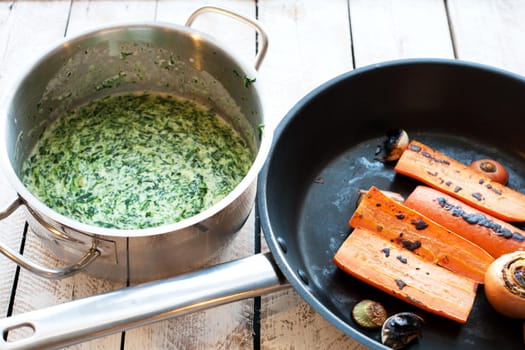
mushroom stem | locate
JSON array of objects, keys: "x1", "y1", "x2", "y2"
[{"x1": 375, "y1": 129, "x2": 409, "y2": 161}]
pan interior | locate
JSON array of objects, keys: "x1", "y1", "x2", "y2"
[{"x1": 260, "y1": 60, "x2": 525, "y2": 349}]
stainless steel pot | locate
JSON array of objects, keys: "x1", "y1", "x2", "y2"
[{"x1": 0, "y1": 6, "x2": 271, "y2": 283}]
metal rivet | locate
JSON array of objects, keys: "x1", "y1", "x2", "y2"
[
  {"x1": 297, "y1": 269, "x2": 309, "y2": 285},
  {"x1": 276, "y1": 237, "x2": 287, "y2": 253}
]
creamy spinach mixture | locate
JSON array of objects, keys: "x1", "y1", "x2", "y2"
[{"x1": 22, "y1": 93, "x2": 253, "y2": 229}]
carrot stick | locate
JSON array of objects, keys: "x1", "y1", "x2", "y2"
[
  {"x1": 404, "y1": 186, "x2": 525, "y2": 258},
  {"x1": 350, "y1": 187, "x2": 494, "y2": 283},
  {"x1": 334, "y1": 227, "x2": 477, "y2": 324},
  {"x1": 394, "y1": 140, "x2": 525, "y2": 222}
]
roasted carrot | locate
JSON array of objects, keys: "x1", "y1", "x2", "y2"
[
  {"x1": 334, "y1": 227, "x2": 477, "y2": 324},
  {"x1": 394, "y1": 140, "x2": 525, "y2": 222},
  {"x1": 404, "y1": 186, "x2": 525, "y2": 258},
  {"x1": 350, "y1": 187, "x2": 494, "y2": 283}
]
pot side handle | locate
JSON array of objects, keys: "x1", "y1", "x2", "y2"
[
  {"x1": 0, "y1": 253, "x2": 289, "y2": 350},
  {"x1": 185, "y1": 5, "x2": 269, "y2": 70},
  {"x1": 0, "y1": 197, "x2": 100, "y2": 279}
]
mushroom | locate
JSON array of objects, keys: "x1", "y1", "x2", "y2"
[
  {"x1": 351, "y1": 299, "x2": 387, "y2": 329},
  {"x1": 484, "y1": 251, "x2": 525, "y2": 318},
  {"x1": 470, "y1": 159, "x2": 509, "y2": 185},
  {"x1": 381, "y1": 312, "x2": 424, "y2": 349},
  {"x1": 375, "y1": 129, "x2": 410, "y2": 162}
]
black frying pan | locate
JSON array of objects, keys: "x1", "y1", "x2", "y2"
[
  {"x1": 258, "y1": 58, "x2": 525, "y2": 349},
  {"x1": 0, "y1": 59, "x2": 523, "y2": 349}
]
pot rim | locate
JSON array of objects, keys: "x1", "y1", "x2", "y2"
[{"x1": 0, "y1": 21, "x2": 273, "y2": 238}]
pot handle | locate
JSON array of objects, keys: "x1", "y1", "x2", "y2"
[
  {"x1": 0, "y1": 253, "x2": 288, "y2": 349},
  {"x1": 0, "y1": 197, "x2": 100, "y2": 279},
  {"x1": 185, "y1": 6, "x2": 269, "y2": 70}
]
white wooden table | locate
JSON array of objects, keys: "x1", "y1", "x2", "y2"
[{"x1": 0, "y1": 1, "x2": 524, "y2": 349}]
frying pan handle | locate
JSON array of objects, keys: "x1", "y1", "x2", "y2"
[
  {"x1": 0, "y1": 197, "x2": 100, "y2": 279},
  {"x1": 0, "y1": 253, "x2": 288, "y2": 349},
  {"x1": 185, "y1": 6, "x2": 269, "y2": 70}
]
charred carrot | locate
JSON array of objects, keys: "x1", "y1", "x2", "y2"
[
  {"x1": 394, "y1": 140, "x2": 525, "y2": 222},
  {"x1": 404, "y1": 186, "x2": 525, "y2": 258},
  {"x1": 349, "y1": 187, "x2": 494, "y2": 283},
  {"x1": 334, "y1": 227, "x2": 477, "y2": 324}
]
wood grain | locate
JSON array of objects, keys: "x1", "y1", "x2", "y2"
[
  {"x1": 67, "y1": 0, "x2": 157, "y2": 35},
  {"x1": 349, "y1": 0, "x2": 454, "y2": 66},
  {"x1": 258, "y1": 0, "x2": 353, "y2": 126},
  {"x1": 447, "y1": 0, "x2": 525, "y2": 74},
  {"x1": 0, "y1": 1, "x2": 71, "y2": 88}
]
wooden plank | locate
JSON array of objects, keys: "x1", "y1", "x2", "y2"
[
  {"x1": 0, "y1": 2, "x2": 15, "y2": 80},
  {"x1": 447, "y1": 0, "x2": 525, "y2": 75},
  {"x1": 261, "y1": 290, "x2": 370, "y2": 350},
  {"x1": 258, "y1": 0, "x2": 353, "y2": 127},
  {"x1": 0, "y1": 1, "x2": 71, "y2": 90},
  {"x1": 256, "y1": 0, "x2": 360, "y2": 349},
  {"x1": 349, "y1": 0, "x2": 454, "y2": 67},
  {"x1": 66, "y1": 0, "x2": 157, "y2": 35},
  {"x1": 123, "y1": 1, "x2": 258, "y2": 348}
]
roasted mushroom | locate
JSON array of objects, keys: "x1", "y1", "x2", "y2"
[
  {"x1": 351, "y1": 299, "x2": 387, "y2": 329},
  {"x1": 470, "y1": 159, "x2": 509, "y2": 185},
  {"x1": 375, "y1": 129, "x2": 409, "y2": 161},
  {"x1": 484, "y1": 251, "x2": 525, "y2": 318},
  {"x1": 381, "y1": 312, "x2": 424, "y2": 349}
]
